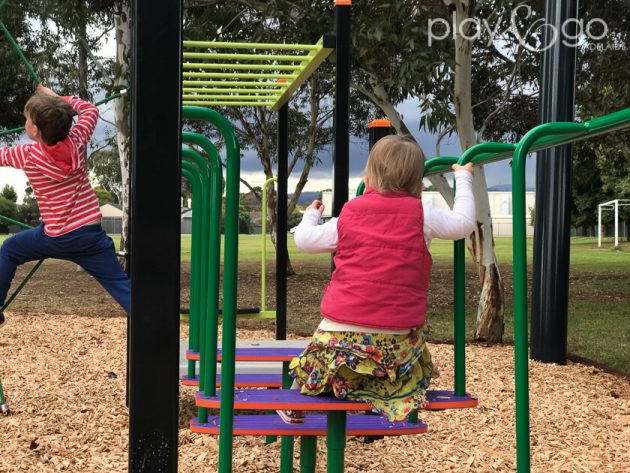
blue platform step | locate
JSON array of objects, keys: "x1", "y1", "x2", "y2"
[{"x1": 191, "y1": 414, "x2": 428, "y2": 436}]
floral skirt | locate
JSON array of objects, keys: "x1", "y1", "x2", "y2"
[{"x1": 288, "y1": 328, "x2": 438, "y2": 422}]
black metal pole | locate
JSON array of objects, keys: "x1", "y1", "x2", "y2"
[
  {"x1": 531, "y1": 0, "x2": 578, "y2": 364},
  {"x1": 368, "y1": 119, "x2": 393, "y2": 147},
  {"x1": 331, "y1": 0, "x2": 351, "y2": 218},
  {"x1": 276, "y1": 103, "x2": 288, "y2": 341},
  {"x1": 128, "y1": 1, "x2": 182, "y2": 471}
]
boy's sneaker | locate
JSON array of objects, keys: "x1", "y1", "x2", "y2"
[
  {"x1": 276, "y1": 410, "x2": 305, "y2": 425},
  {"x1": 0, "y1": 312, "x2": 5, "y2": 329}
]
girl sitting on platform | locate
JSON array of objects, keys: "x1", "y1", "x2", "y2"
[{"x1": 279, "y1": 135, "x2": 475, "y2": 424}]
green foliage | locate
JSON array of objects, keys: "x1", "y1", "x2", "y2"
[
  {"x1": 16, "y1": 185, "x2": 40, "y2": 227},
  {"x1": 572, "y1": 0, "x2": 630, "y2": 229},
  {"x1": 287, "y1": 210, "x2": 302, "y2": 230},
  {"x1": 88, "y1": 148, "x2": 121, "y2": 203},
  {"x1": 1, "y1": 184, "x2": 18, "y2": 203},
  {"x1": 93, "y1": 186, "x2": 114, "y2": 206},
  {"x1": 0, "y1": 196, "x2": 18, "y2": 232}
]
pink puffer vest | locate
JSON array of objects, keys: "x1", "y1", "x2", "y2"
[{"x1": 320, "y1": 188, "x2": 432, "y2": 330}]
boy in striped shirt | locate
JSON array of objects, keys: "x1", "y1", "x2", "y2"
[{"x1": 0, "y1": 85, "x2": 130, "y2": 325}]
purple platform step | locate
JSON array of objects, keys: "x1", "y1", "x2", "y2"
[
  {"x1": 191, "y1": 414, "x2": 428, "y2": 436},
  {"x1": 425, "y1": 390, "x2": 478, "y2": 409},
  {"x1": 196, "y1": 389, "x2": 372, "y2": 410},
  {"x1": 196, "y1": 388, "x2": 478, "y2": 411},
  {"x1": 181, "y1": 373, "x2": 283, "y2": 387},
  {"x1": 186, "y1": 346, "x2": 303, "y2": 362}
]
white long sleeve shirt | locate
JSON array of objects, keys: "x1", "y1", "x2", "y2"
[
  {"x1": 294, "y1": 170, "x2": 476, "y2": 334},
  {"x1": 294, "y1": 170, "x2": 476, "y2": 253}
]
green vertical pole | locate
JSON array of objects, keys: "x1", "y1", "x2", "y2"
[
  {"x1": 280, "y1": 361, "x2": 294, "y2": 473},
  {"x1": 182, "y1": 153, "x2": 210, "y2": 389},
  {"x1": 453, "y1": 143, "x2": 515, "y2": 395},
  {"x1": 300, "y1": 437, "x2": 317, "y2": 473},
  {"x1": 453, "y1": 180, "x2": 466, "y2": 397},
  {"x1": 0, "y1": 380, "x2": 8, "y2": 416},
  {"x1": 512, "y1": 138, "x2": 531, "y2": 473},
  {"x1": 182, "y1": 132, "x2": 223, "y2": 404},
  {"x1": 182, "y1": 107, "x2": 239, "y2": 473},
  {"x1": 326, "y1": 411, "x2": 346, "y2": 473},
  {"x1": 181, "y1": 166, "x2": 200, "y2": 380},
  {"x1": 511, "y1": 124, "x2": 581, "y2": 472},
  {"x1": 261, "y1": 177, "x2": 278, "y2": 312}
]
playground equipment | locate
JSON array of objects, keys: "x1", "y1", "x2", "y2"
[
  {"x1": 4, "y1": 1, "x2": 630, "y2": 472},
  {"x1": 598, "y1": 199, "x2": 630, "y2": 247}
]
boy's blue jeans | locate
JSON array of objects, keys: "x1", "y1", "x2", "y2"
[{"x1": 0, "y1": 223, "x2": 130, "y2": 314}]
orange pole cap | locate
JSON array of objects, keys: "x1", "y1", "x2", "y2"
[
  {"x1": 368, "y1": 119, "x2": 391, "y2": 128},
  {"x1": 334, "y1": 0, "x2": 352, "y2": 6}
]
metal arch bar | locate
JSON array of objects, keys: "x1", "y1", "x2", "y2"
[
  {"x1": 183, "y1": 62, "x2": 302, "y2": 71},
  {"x1": 184, "y1": 71, "x2": 293, "y2": 80},
  {"x1": 183, "y1": 94, "x2": 280, "y2": 100},
  {"x1": 270, "y1": 37, "x2": 334, "y2": 112},
  {"x1": 183, "y1": 51, "x2": 313, "y2": 61},
  {"x1": 511, "y1": 121, "x2": 586, "y2": 473},
  {"x1": 182, "y1": 80, "x2": 287, "y2": 88},
  {"x1": 183, "y1": 40, "x2": 320, "y2": 50},
  {"x1": 182, "y1": 101, "x2": 273, "y2": 106},
  {"x1": 181, "y1": 106, "x2": 240, "y2": 473},
  {"x1": 183, "y1": 87, "x2": 286, "y2": 94}
]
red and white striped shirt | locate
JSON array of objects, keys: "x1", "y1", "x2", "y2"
[{"x1": 0, "y1": 96, "x2": 102, "y2": 237}]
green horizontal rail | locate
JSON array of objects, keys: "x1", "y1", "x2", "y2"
[
  {"x1": 182, "y1": 101, "x2": 273, "y2": 107},
  {"x1": 183, "y1": 87, "x2": 283, "y2": 94},
  {"x1": 183, "y1": 94, "x2": 279, "y2": 100},
  {"x1": 182, "y1": 80, "x2": 286, "y2": 88},
  {"x1": 270, "y1": 37, "x2": 333, "y2": 112},
  {"x1": 183, "y1": 71, "x2": 293, "y2": 80},
  {"x1": 183, "y1": 40, "x2": 320, "y2": 50},
  {"x1": 183, "y1": 62, "x2": 302, "y2": 71},
  {"x1": 183, "y1": 51, "x2": 311, "y2": 61},
  {"x1": 423, "y1": 108, "x2": 630, "y2": 177}
]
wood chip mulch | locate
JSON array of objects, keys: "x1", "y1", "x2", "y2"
[{"x1": 0, "y1": 313, "x2": 628, "y2": 472}]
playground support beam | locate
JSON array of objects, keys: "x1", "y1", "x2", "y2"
[
  {"x1": 331, "y1": 0, "x2": 351, "y2": 218},
  {"x1": 276, "y1": 104, "x2": 288, "y2": 341},
  {"x1": 531, "y1": 0, "x2": 578, "y2": 365},
  {"x1": 128, "y1": 1, "x2": 182, "y2": 472}
]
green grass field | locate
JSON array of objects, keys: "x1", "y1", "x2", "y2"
[
  {"x1": 202, "y1": 234, "x2": 629, "y2": 374},
  {"x1": 3, "y1": 232, "x2": 629, "y2": 373}
]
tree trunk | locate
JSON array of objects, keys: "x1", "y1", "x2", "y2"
[
  {"x1": 451, "y1": 0, "x2": 505, "y2": 343},
  {"x1": 114, "y1": 1, "x2": 131, "y2": 271}
]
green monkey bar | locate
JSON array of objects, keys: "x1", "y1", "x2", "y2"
[{"x1": 182, "y1": 36, "x2": 334, "y2": 111}]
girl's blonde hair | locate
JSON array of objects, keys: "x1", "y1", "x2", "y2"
[{"x1": 365, "y1": 135, "x2": 425, "y2": 197}]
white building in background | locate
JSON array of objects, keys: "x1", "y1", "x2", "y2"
[{"x1": 321, "y1": 189, "x2": 536, "y2": 237}]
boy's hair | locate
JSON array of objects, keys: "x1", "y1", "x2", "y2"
[
  {"x1": 365, "y1": 135, "x2": 425, "y2": 197},
  {"x1": 24, "y1": 93, "x2": 75, "y2": 145}
]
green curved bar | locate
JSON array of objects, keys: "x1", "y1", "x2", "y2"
[
  {"x1": 182, "y1": 149, "x2": 211, "y2": 385},
  {"x1": 183, "y1": 147, "x2": 218, "y2": 425},
  {"x1": 181, "y1": 132, "x2": 223, "y2": 409},
  {"x1": 182, "y1": 106, "x2": 240, "y2": 473},
  {"x1": 511, "y1": 121, "x2": 586, "y2": 473},
  {"x1": 181, "y1": 159, "x2": 205, "y2": 385},
  {"x1": 458, "y1": 142, "x2": 516, "y2": 166},
  {"x1": 424, "y1": 156, "x2": 459, "y2": 173}
]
